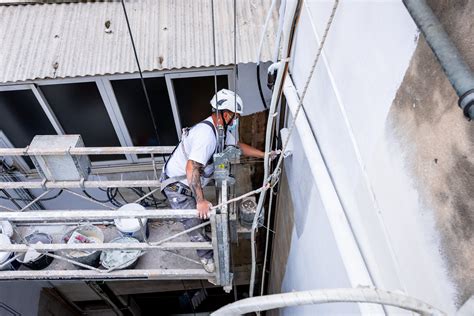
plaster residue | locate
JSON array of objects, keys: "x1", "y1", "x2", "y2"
[{"x1": 388, "y1": 0, "x2": 474, "y2": 304}]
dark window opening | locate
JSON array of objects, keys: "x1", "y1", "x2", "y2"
[
  {"x1": 111, "y1": 77, "x2": 178, "y2": 148},
  {"x1": 40, "y1": 82, "x2": 124, "y2": 161},
  {"x1": 172, "y1": 75, "x2": 228, "y2": 128},
  {"x1": 0, "y1": 89, "x2": 57, "y2": 168}
]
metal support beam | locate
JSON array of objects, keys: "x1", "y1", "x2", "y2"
[
  {"x1": 213, "y1": 180, "x2": 232, "y2": 289},
  {"x1": 0, "y1": 269, "x2": 213, "y2": 280},
  {"x1": 86, "y1": 281, "x2": 132, "y2": 316},
  {"x1": 0, "y1": 209, "x2": 201, "y2": 221},
  {"x1": 403, "y1": 0, "x2": 474, "y2": 120},
  {"x1": 0, "y1": 146, "x2": 175, "y2": 156},
  {"x1": 0, "y1": 180, "x2": 162, "y2": 189},
  {"x1": 0, "y1": 241, "x2": 213, "y2": 252}
]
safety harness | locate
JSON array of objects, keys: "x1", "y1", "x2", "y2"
[{"x1": 160, "y1": 120, "x2": 217, "y2": 192}]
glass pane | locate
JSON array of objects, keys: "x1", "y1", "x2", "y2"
[
  {"x1": 172, "y1": 75, "x2": 228, "y2": 128},
  {"x1": 0, "y1": 89, "x2": 57, "y2": 168},
  {"x1": 40, "y1": 82, "x2": 124, "y2": 161},
  {"x1": 111, "y1": 77, "x2": 178, "y2": 147}
]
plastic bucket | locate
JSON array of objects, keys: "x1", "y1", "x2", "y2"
[
  {"x1": 100, "y1": 236, "x2": 141, "y2": 270},
  {"x1": 16, "y1": 232, "x2": 54, "y2": 270},
  {"x1": 62, "y1": 225, "x2": 104, "y2": 268},
  {"x1": 0, "y1": 234, "x2": 20, "y2": 271},
  {"x1": 114, "y1": 203, "x2": 149, "y2": 241}
]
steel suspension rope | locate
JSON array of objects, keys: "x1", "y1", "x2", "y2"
[
  {"x1": 121, "y1": 0, "x2": 162, "y2": 147},
  {"x1": 210, "y1": 0, "x2": 224, "y2": 153},
  {"x1": 233, "y1": 0, "x2": 238, "y2": 115}
]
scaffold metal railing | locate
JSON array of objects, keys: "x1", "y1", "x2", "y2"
[{"x1": 0, "y1": 145, "x2": 233, "y2": 289}]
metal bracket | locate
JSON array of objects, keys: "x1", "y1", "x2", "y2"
[{"x1": 213, "y1": 146, "x2": 241, "y2": 186}]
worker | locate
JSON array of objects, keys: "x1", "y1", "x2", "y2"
[{"x1": 161, "y1": 89, "x2": 276, "y2": 273}]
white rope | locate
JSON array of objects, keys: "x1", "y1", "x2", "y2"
[
  {"x1": 19, "y1": 190, "x2": 51, "y2": 211},
  {"x1": 64, "y1": 189, "x2": 115, "y2": 210},
  {"x1": 134, "y1": 187, "x2": 160, "y2": 203},
  {"x1": 272, "y1": 1, "x2": 338, "y2": 175},
  {"x1": 259, "y1": 185, "x2": 275, "y2": 296},
  {"x1": 249, "y1": 0, "x2": 340, "y2": 297},
  {"x1": 212, "y1": 287, "x2": 446, "y2": 315},
  {"x1": 210, "y1": 184, "x2": 268, "y2": 211}
]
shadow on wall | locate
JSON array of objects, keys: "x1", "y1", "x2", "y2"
[{"x1": 387, "y1": 0, "x2": 474, "y2": 305}]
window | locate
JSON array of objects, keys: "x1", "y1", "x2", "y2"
[
  {"x1": 171, "y1": 75, "x2": 228, "y2": 128},
  {"x1": 0, "y1": 89, "x2": 57, "y2": 168},
  {"x1": 0, "y1": 69, "x2": 234, "y2": 167},
  {"x1": 111, "y1": 77, "x2": 178, "y2": 146},
  {"x1": 40, "y1": 82, "x2": 124, "y2": 161}
]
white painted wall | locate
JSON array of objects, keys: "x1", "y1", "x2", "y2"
[{"x1": 278, "y1": 0, "x2": 456, "y2": 314}]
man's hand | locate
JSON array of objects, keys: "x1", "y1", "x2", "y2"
[
  {"x1": 197, "y1": 200, "x2": 212, "y2": 219},
  {"x1": 269, "y1": 149, "x2": 281, "y2": 161},
  {"x1": 186, "y1": 160, "x2": 211, "y2": 219}
]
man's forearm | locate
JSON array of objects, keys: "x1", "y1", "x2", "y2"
[
  {"x1": 238, "y1": 142, "x2": 265, "y2": 159},
  {"x1": 186, "y1": 160, "x2": 205, "y2": 202}
]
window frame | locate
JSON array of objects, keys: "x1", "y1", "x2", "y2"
[
  {"x1": 0, "y1": 67, "x2": 235, "y2": 167},
  {"x1": 0, "y1": 131, "x2": 33, "y2": 173},
  {"x1": 0, "y1": 85, "x2": 61, "y2": 173},
  {"x1": 164, "y1": 69, "x2": 234, "y2": 139}
]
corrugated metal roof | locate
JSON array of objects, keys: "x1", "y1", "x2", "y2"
[{"x1": 0, "y1": 0, "x2": 278, "y2": 83}]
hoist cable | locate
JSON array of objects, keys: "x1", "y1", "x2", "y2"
[
  {"x1": 256, "y1": 0, "x2": 278, "y2": 109},
  {"x1": 233, "y1": 0, "x2": 238, "y2": 115},
  {"x1": 210, "y1": 0, "x2": 224, "y2": 153},
  {"x1": 121, "y1": 0, "x2": 161, "y2": 146}
]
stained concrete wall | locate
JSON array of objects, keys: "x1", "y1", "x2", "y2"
[
  {"x1": 269, "y1": 0, "x2": 469, "y2": 314},
  {"x1": 388, "y1": 0, "x2": 474, "y2": 305}
]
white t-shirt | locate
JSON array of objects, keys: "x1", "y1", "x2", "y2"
[{"x1": 164, "y1": 117, "x2": 237, "y2": 186}]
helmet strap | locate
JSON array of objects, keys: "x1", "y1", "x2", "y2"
[{"x1": 219, "y1": 111, "x2": 230, "y2": 147}]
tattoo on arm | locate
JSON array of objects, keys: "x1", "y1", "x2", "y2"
[{"x1": 187, "y1": 160, "x2": 204, "y2": 202}]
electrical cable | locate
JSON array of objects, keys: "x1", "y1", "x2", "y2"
[
  {"x1": 148, "y1": 187, "x2": 159, "y2": 208},
  {"x1": 99, "y1": 186, "x2": 167, "y2": 209},
  {"x1": 115, "y1": 188, "x2": 129, "y2": 205},
  {"x1": 0, "y1": 189, "x2": 22, "y2": 210},
  {"x1": 0, "y1": 161, "x2": 56, "y2": 208},
  {"x1": 82, "y1": 189, "x2": 113, "y2": 204},
  {"x1": 121, "y1": 0, "x2": 162, "y2": 147}
]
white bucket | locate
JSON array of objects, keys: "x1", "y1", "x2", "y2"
[
  {"x1": 114, "y1": 203, "x2": 148, "y2": 241},
  {"x1": 0, "y1": 233, "x2": 20, "y2": 271},
  {"x1": 0, "y1": 234, "x2": 12, "y2": 264}
]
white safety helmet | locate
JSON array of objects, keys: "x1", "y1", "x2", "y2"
[{"x1": 210, "y1": 89, "x2": 243, "y2": 114}]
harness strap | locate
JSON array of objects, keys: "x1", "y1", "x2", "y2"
[
  {"x1": 160, "y1": 119, "x2": 217, "y2": 192},
  {"x1": 160, "y1": 175, "x2": 186, "y2": 191}
]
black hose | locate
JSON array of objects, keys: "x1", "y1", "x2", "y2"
[
  {"x1": 256, "y1": 64, "x2": 268, "y2": 109},
  {"x1": 82, "y1": 189, "x2": 113, "y2": 204}
]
